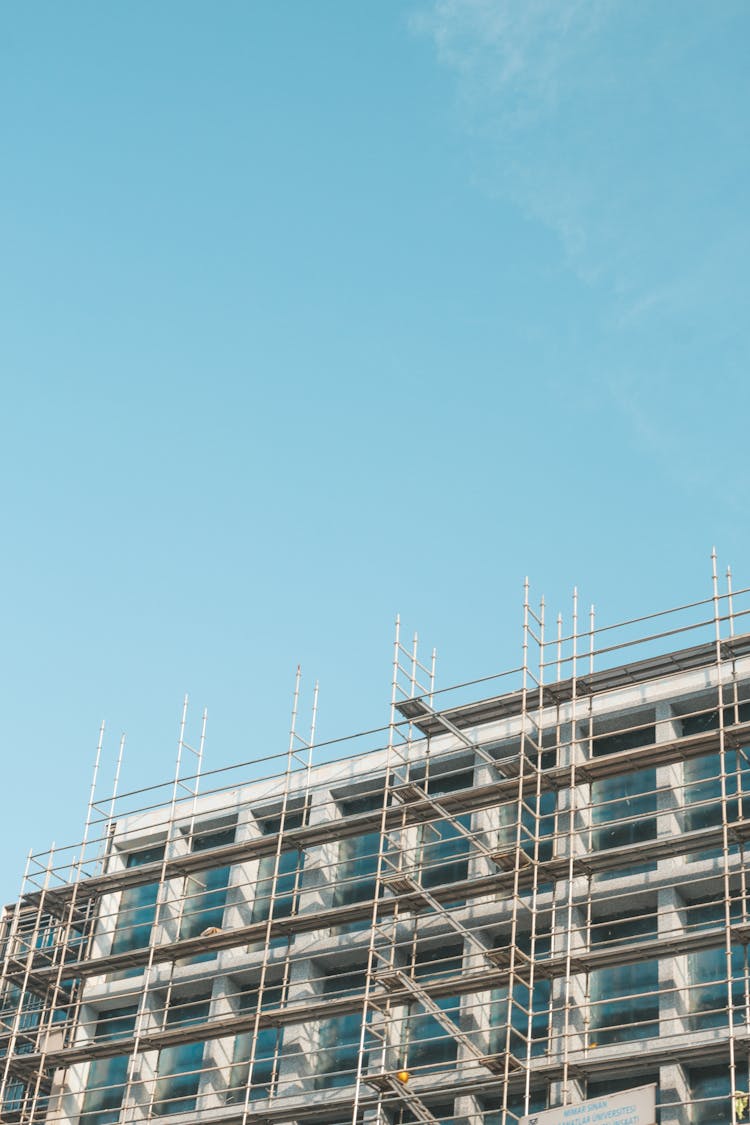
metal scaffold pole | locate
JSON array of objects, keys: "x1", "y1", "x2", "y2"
[{"x1": 119, "y1": 693, "x2": 203, "y2": 1123}]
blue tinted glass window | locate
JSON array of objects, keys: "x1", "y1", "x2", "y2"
[
  {"x1": 153, "y1": 995, "x2": 210, "y2": 1116},
  {"x1": 587, "y1": 1074, "x2": 658, "y2": 1100},
  {"x1": 418, "y1": 770, "x2": 473, "y2": 889},
  {"x1": 334, "y1": 793, "x2": 383, "y2": 907},
  {"x1": 592, "y1": 767, "x2": 656, "y2": 851},
  {"x1": 490, "y1": 933, "x2": 550, "y2": 1059},
  {"x1": 592, "y1": 725, "x2": 655, "y2": 758},
  {"x1": 687, "y1": 895, "x2": 743, "y2": 1030},
  {"x1": 589, "y1": 961, "x2": 659, "y2": 1045},
  {"x1": 179, "y1": 829, "x2": 235, "y2": 941},
  {"x1": 681, "y1": 700, "x2": 750, "y2": 737},
  {"x1": 689, "y1": 1065, "x2": 731, "y2": 1124},
  {"x1": 683, "y1": 748, "x2": 750, "y2": 832},
  {"x1": 316, "y1": 967, "x2": 366, "y2": 1089},
  {"x1": 589, "y1": 914, "x2": 658, "y2": 1046},
  {"x1": 404, "y1": 946, "x2": 462, "y2": 1072},
  {"x1": 483, "y1": 1090, "x2": 546, "y2": 1124},
  {"x1": 110, "y1": 846, "x2": 165, "y2": 958},
  {"x1": 226, "y1": 984, "x2": 283, "y2": 1104},
  {"x1": 79, "y1": 1007, "x2": 137, "y2": 1125},
  {"x1": 251, "y1": 813, "x2": 305, "y2": 924}
]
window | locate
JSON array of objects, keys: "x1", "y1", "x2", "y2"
[
  {"x1": 226, "y1": 982, "x2": 284, "y2": 1104},
  {"x1": 315, "y1": 965, "x2": 367, "y2": 1089},
  {"x1": 592, "y1": 723, "x2": 655, "y2": 758},
  {"x1": 333, "y1": 792, "x2": 383, "y2": 907},
  {"x1": 683, "y1": 748, "x2": 750, "y2": 833},
  {"x1": 589, "y1": 911, "x2": 658, "y2": 1046},
  {"x1": 0, "y1": 984, "x2": 51, "y2": 1117},
  {"x1": 590, "y1": 905, "x2": 657, "y2": 948},
  {"x1": 591, "y1": 767, "x2": 656, "y2": 853},
  {"x1": 179, "y1": 828, "x2": 235, "y2": 941},
  {"x1": 490, "y1": 932, "x2": 550, "y2": 1059},
  {"x1": 6, "y1": 985, "x2": 43, "y2": 1050},
  {"x1": 1, "y1": 1081, "x2": 25, "y2": 1116},
  {"x1": 689, "y1": 1065, "x2": 731, "y2": 1124},
  {"x1": 79, "y1": 1006, "x2": 137, "y2": 1125},
  {"x1": 687, "y1": 895, "x2": 744, "y2": 1030},
  {"x1": 417, "y1": 769, "x2": 473, "y2": 890},
  {"x1": 110, "y1": 846, "x2": 165, "y2": 959},
  {"x1": 153, "y1": 993, "x2": 211, "y2": 1116},
  {"x1": 482, "y1": 1090, "x2": 546, "y2": 1124},
  {"x1": 586, "y1": 1074, "x2": 658, "y2": 1100},
  {"x1": 403, "y1": 945, "x2": 463, "y2": 1073},
  {"x1": 251, "y1": 811, "x2": 306, "y2": 925},
  {"x1": 681, "y1": 700, "x2": 750, "y2": 737}
]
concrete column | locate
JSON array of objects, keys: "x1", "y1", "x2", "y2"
[
  {"x1": 549, "y1": 900, "x2": 588, "y2": 1063},
  {"x1": 198, "y1": 975, "x2": 235, "y2": 1109},
  {"x1": 274, "y1": 954, "x2": 316, "y2": 1094},
  {"x1": 222, "y1": 804, "x2": 263, "y2": 930},
  {"x1": 659, "y1": 1062, "x2": 690, "y2": 1125},
  {"x1": 656, "y1": 702, "x2": 681, "y2": 841},
  {"x1": 297, "y1": 786, "x2": 338, "y2": 919},
  {"x1": 658, "y1": 885, "x2": 689, "y2": 1040}
]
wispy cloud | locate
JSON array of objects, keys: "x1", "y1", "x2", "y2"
[
  {"x1": 410, "y1": 0, "x2": 612, "y2": 124},
  {"x1": 410, "y1": 1, "x2": 750, "y2": 506},
  {"x1": 410, "y1": 1, "x2": 623, "y2": 285},
  {"x1": 410, "y1": 1, "x2": 750, "y2": 329}
]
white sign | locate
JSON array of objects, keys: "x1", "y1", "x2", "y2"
[{"x1": 520, "y1": 1084, "x2": 656, "y2": 1125}]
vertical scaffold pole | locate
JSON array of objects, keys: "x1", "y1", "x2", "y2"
[
  {"x1": 239, "y1": 666, "x2": 308, "y2": 1125},
  {"x1": 713, "y1": 550, "x2": 740, "y2": 1123},
  {"x1": 120, "y1": 694, "x2": 193, "y2": 1122},
  {"x1": 352, "y1": 615, "x2": 409, "y2": 1125},
  {"x1": 727, "y1": 566, "x2": 735, "y2": 639},
  {"x1": 561, "y1": 586, "x2": 579, "y2": 1104},
  {"x1": 524, "y1": 593, "x2": 545, "y2": 1115},
  {"x1": 101, "y1": 732, "x2": 127, "y2": 869},
  {"x1": 500, "y1": 578, "x2": 532, "y2": 1120},
  {"x1": 22, "y1": 717, "x2": 110, "y2": 1123}
]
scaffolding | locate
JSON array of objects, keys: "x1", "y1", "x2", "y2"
[{"x1": 3, "y1": 554, "x2": 750, "y2": 1123}]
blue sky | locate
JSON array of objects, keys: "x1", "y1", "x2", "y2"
[{"x1": 1, "y1": 1, "x2": 748, "y2": 899}]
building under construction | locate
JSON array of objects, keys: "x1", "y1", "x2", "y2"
[{"x1": 2, "y1": 558, "x2": 750, "y2": 1124}]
